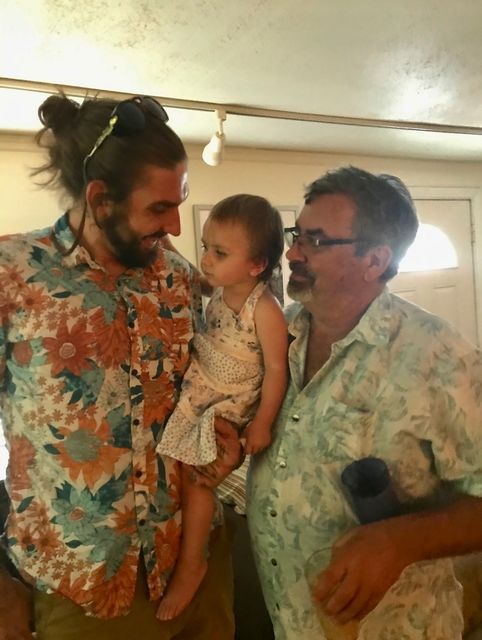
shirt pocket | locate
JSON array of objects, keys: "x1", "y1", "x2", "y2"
[{"x1": 313, "y1": 400, "x2": 375, "y2": 464}]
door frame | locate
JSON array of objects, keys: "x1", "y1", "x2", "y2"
[{"x1": 408, "y1": 186, "x2": 481, "y2": 346}]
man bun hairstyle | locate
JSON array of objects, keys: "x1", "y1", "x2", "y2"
[
  {"x1": 32, "y1": 92, "x2": 186, "y2": 204},
  {"x1": 38, "y1": 94, "x2": 81, "y2": 135}
]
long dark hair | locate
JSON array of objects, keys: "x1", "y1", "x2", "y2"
[{"x1": 32, "y1": 93, "x2": 186, "y2": 204}]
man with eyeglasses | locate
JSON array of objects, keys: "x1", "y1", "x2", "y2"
[
  {"x1": 0, "y1": 94, "x2": 241, "y2": 639},
  {"x1": 247, "y1": 166, "x2": 482, "y2": 640}
]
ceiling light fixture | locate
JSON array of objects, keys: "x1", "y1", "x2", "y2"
[{"x1": 202, "y1": 109, "x2": 226, "y2": 166}]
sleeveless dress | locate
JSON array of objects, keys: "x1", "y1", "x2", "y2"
[{"x1": 157, "y1": 282, "x2": 266, "y2": 465}]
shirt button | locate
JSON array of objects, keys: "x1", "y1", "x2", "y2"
[
  {"x1": 270, "y1": 558, "x2": 278, "y2": 566},
  {"x1": 279, "y1": 460, "x2": 287, "y2": 469},
  {"x1": 128, "y1": 321, "x2": 135, "y2": 329},
  {"x1": 133, "y1": 418, "x2": 140, "y2": 426},
  {"x1": 291, "y1": 414, "x2": 300, "y2": 422},
  {"x1": 135, "y1": 470, "x2": 143, "y2": 479},
  {"x1": 131, "y1": 369, "x2": 139, "y2": 377},
  {"x1": 270, "y1": 509, "x2": 277, "y2": 517},
  {"x1": 138, "y1": 519, "x2": 146, "y2": 527}
]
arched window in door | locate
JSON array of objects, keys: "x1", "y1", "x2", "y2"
[{"x1": 399, "y1": 223, "x2": 458, "y2": 273}]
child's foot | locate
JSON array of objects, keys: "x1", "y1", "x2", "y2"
[{"x1": 157, "y1": 557, "x2": 208, "y2": 620}]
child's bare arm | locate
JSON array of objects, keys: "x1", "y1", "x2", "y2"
[{"x1": 244, "y1": 291, "x2": 288, "y2": 454}]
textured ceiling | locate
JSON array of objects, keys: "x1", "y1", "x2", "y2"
[{"x1": 1, "y1": 0, "x2": 482, "y2": 160}]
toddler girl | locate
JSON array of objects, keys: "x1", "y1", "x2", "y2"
[{"x1": 157, "y1": 194, "x2": 288, "y2": 619}]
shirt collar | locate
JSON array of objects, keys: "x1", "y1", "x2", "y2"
[
  {"x1": 287, "y1": 287, "x2": 393, "y2": 350},
  {"x1": 336, "y1": 287, "x2": 393, "y2": 349},
  {"x1": 51, "y1": 212, "x2": 101, "y2": 270},
  {"x1": 285, "y1": 303, "x2": 309, "y2": 343}
]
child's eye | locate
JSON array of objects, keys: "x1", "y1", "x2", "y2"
[
  {"x1": 201, "y1": 242, "x2": 207, "y2": 252},
  {"x1": 215, "y1": 249, "x2": 227, "y2": 258}
]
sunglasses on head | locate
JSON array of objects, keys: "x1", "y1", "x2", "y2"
[{"x1": 82, "y1": 96, "x2": 169, "y2": 183}]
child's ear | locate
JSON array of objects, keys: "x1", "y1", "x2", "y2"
[{"x1": 250, "y1": 259, "x2": 268, "y2": 278}]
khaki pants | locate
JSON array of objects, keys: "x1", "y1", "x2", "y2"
[{"x1": 34, "y1": 524, "x2": 234, "y2": 640}]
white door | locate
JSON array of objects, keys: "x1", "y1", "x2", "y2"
[{"x1": 389, "y1": 199, "x2": 478, "y2": 345}]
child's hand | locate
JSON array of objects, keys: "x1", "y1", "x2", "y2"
[{"x1": 244, "y1": 422, "x2": 271, "y2": 455}]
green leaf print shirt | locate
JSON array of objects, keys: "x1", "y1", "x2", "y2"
[{"x1": 247, "y1": 289, "x2": 482, "y2": 640}]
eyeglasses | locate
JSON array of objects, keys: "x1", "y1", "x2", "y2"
[
  {"x1": 82, "y1": 96, "x2": 169, "y2": 183},
  {"x1": 284, "y1": 227, "x2": 364, "y2": 251}
]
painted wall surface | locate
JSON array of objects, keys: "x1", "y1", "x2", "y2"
[
  {"x1": 2, "y1": 133, "x2": 482, "y2": 259},
  {"x1": 1, "y1": 133, "x2": 482, "y2": 337}
]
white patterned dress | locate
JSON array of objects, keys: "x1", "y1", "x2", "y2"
[{"x1": 158, "y1": 282, "x2": 266, "y2": 465}]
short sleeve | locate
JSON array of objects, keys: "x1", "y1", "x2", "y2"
[{"x1": 431, "y1": 347, "x2": 482, "y2": 496}]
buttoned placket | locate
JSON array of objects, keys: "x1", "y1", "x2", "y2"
[{"x1": 121, "y1": 283, "x2": 150, "y2": 531}]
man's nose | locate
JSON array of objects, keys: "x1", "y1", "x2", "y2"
[
  {"x1": 286, "y1": 241, "x2": 305, "y2": 262},
  {"x1": 163, "y1": 208, "x2": 181, "y2": 236}
]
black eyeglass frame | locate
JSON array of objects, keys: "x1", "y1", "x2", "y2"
[
  {"x1": 82, "y1": 96, "x2": 169, "y2": 184},
  {"x1": 284, "y1": 226, "x2": 365, "y2": 250}
]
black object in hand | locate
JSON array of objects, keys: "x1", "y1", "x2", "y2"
[{"x1": 341, "y1": 457, "x2": 403, "y2": 524}]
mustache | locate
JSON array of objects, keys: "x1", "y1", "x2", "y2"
[
  {"x1": 289, "y1": 261, "x2": 314, "y2": 279},
  {"x1": 145, "y1": 231, "x2": 167, "y2": 240}
]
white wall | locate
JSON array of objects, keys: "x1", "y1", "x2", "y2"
[
  {"x1": 1, "y1": 132, "x2": 482, "y2": 331},
  {"x1": 2, "y1": 131, "x2": 482, "y2": 329},
  {"x1": 0, "y1": 134, "x2": 63, "y2": 233},
  {"x1": 3, "y1": 132, "x2": 482, "y2": 263}
]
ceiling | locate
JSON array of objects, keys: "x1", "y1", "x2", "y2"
[{"x1": 1, "y1": 0, "x2": 482, "y2": 161}]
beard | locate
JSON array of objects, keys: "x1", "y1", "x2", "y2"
[
  {"x1": 286, "y1": 261, "x2": 316, "y2": 304},
  {"x1": 101, "y1": 204, "x2": 160, "y2": 269}
]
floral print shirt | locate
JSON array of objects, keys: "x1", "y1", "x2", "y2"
[
  {"x1": 247, "y1": 289, "x2": 482, "y2": 640},
  {"x1": 0, "y1": 214, "x2": 202, "y2": 618}
]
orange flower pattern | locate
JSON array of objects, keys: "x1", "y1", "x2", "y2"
[
  {"x1": 0, "y1": 215, "x2": 202, "y2": 618},
  {"x1": 43, "y1": 318, "x2": 95, "y2": 376}
]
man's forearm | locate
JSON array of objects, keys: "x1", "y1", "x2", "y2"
[
  {"x1": 316, "y1": 494, "x2": 482, "y2": 622},
  {"x1": 398, "y1": 494, "x2": 482, "y2": 564}
]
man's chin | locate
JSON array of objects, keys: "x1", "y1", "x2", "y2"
[
  {"x1": 118, "y1": 246, "x2": 158, "y2": 269},
  {"x1": 287, "y1": 282, "x2": 314, "y2": 304}
]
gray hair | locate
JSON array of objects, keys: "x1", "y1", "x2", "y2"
[{"x1": 304, "y1": 166, "x2": 419, "y2": 281}]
